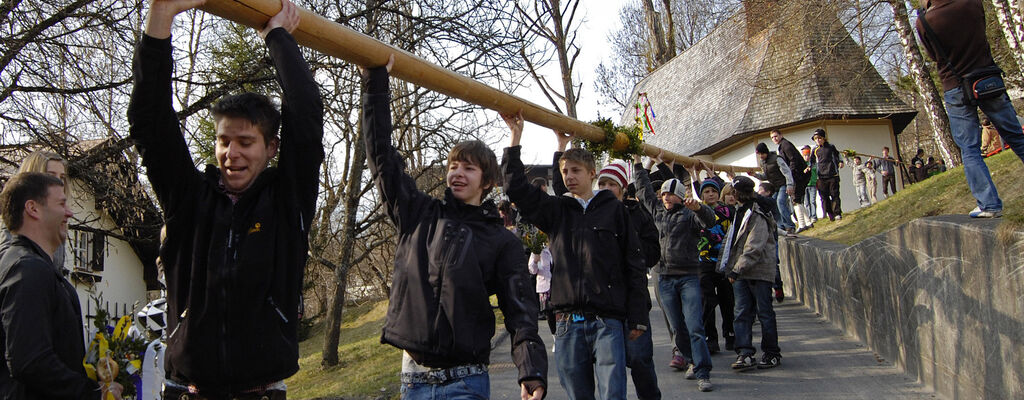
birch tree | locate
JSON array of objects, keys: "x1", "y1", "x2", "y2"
[{"x1": 988, "y1": 0, "x2": 1024, "y2": 82}]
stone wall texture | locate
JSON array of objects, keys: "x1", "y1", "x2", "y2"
[{"x1": 780, "y1": 215, "x2": 1024, "y2": 399}]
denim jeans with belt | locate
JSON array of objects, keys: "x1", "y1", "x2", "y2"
[
  {"x1": 400, "y1": 372, "x2": 490, "y2": 399},
  {"x1": 943, "y1": 88, "x2": 1024, "y2": 212},
  {"x1": 555, "y1": 316, "x2": 627, "y2": 400},
  {"x1": 657, "y1": 274, "x2": 712, "y2": 379},
  {"x1": 625, "y1": 328, "x2": 661, "y2": 400}
]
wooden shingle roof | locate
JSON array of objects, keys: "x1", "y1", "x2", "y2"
[{"x1": 623, "y1": 4, "x2": 917, "y2": 157}]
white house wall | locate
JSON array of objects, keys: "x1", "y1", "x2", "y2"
[
  {"x1": 711, "y1": 120, "x2": 903, "y2": 216},
  {"x1": 67, "y1": 181, "x2": 148, "y2": 323}
]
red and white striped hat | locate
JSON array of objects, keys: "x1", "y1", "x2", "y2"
[{"x1": 598, "y1": 160, "x2": 630, "y2": 189}]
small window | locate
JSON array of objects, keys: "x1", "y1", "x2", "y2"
[{"x1": 69, "y1": 229, "x2": 105, "y2": 272}]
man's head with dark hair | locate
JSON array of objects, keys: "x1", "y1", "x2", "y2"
[
  {"x1": 916, "y1": 148, "x2": 925, "y2": 157},
  {"x1": 558, "y1": 148, "x2": 597, "y2": 198},
  {"x1": 853, "y1": 156, "x2": 862, "y2": 164},
  {"x1": 756, "y1": 142, "x2": 770, "y2": 160},
  {"x1": 733, "y1": 176, "x2": 756, "y2": 204},
  {"x1": 0, "y1": 172, "x2": 69, "y2": 244},
  {"x1": 447, "y1": 140, "x2": 501, "y2": 204},
  {"x1": 211, "y1": 93, "x2": 282, "y2": 193},
  {"x1": 531, "y1": 177, "x2": 548, "y2": 192}
]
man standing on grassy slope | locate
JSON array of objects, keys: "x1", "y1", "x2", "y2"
[
  {"x1": 916, "y1": 0, "x2": 1024, "y2": 218},
  {"x1": 365, "y1": 60, "x2": 546, "y2": 400},
  {"x1": 753, "y1": 142, "x2": 796, "y2": 235},
  {"x1": 128, "y1": 0, "x2": 322, "y2": 397},
  {"x1": 503, "y1": 113, "x2": 649, "y2": 400},
  {"x1": 769, "y1": 130, "x2": 813, "y2": 232},
  {"x1": 808, "y1": 129, "x2": 844, "y2": 221}
]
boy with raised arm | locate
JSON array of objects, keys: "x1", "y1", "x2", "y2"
[
  {"x1": 502, "y1": 113, "x2": 648, "y2": 400},
  {"x1": 363, "y1": 60, "x2": 546, "y2": 400},
  {"x1": 128, "y1": 0, "x2": 322, "y2": 397}
]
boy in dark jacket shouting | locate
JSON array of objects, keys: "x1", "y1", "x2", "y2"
[
  {"x1": 634, "y1": 153, "x2": 718, "y2": 393},
  {"x1": 364, "y1": 61, "x2": 546, "y2": 399},
  {"x1": 128, "y1": 0, "x2": 321, "y2": 397},
  {"x1": 502, "y1": 113, "x2": 648, "y2": 400}
]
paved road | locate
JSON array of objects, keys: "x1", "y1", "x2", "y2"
[{"x1": 488, "y1": 284, "x2": 941, "y2": 399}]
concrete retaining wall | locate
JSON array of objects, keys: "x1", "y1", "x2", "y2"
[{"x1": 780, "y1": 215, "x2": 1024, "y2": 400}]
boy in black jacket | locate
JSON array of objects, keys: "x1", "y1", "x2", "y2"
[
  {"x1": 364, "y1": 61, "x2": 546, "y2": 400},
  {"x1": 128, "y1": 0, "x2": 321, "y2": 397},
  {"x1": 808, "y1": 129, "x2": 844, "y2": 221},
  {"x1": 502, "y1": 113, "x2": 648, "y2": 400}
]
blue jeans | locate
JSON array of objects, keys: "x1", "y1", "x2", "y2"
[
  {"x1": 555, "y1": 317, "x2": 627, "y2": 400},
  {"x1": 772, "y1": 190, "x2": 794, "y2": 230},
  {"x1": 657, "y1": 274, "x2": 712, "y2": 379},
  {"x1": 732, "y1": 279, "x2": 780, "y2": 357},
  {"x1": 943, "y1": 88, "x2": 1024, "y2": 211},
  {"x1": 805, "y1": 185, "x2": 818, "y2": 219},
  {"x1": 401, "y1": 372, "x2": 489, "y2": 399},
  {"x1": 625, "y1": 329, "x2": 661, "y2": 400}
]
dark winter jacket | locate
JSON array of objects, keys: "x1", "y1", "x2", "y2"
[
  {"x1": 755, "y1": 152, "x2": 793, "y2": 193},
  {"x1": 633, "y1": 165, "x2": 717, "y2": 276},
  {"x1": 504, "y1": 147, "x2": 650, "y2": 331},
  {"x1": 916, "y1": 0, "x2": 996, "y2": 92},
  {"x1": 810, "y1": 142, "x2": 843, "y2": 179},
  {"x1": 0, "y1": 236, "x2": 100, "y2": 399},
  {"x1": 127, "y1": 29, "x2": 323, "y2": 393},
  {"x1": 777, "y1": 138, "x2": 809, "y2": 181},
  {"x1": 363, "y1": 68, "x2": 546, "y2": 385}
]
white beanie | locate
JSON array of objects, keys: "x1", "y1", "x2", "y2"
[{"x1": 660, "y1": 178, "x2": 688, "y2": 199}]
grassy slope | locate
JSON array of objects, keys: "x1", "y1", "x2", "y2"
[
  {"x1": 285, "y1": 301, "x2": 402, "y2": 399},
  {"x1": 803, "y1": 149, "x2": 1024, "y2": 245}
]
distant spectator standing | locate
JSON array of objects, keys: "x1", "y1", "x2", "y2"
[
  {"x1": 980, "y1": 117, "x2": 1003, "y2": 156},
  {"x1": 801, "y1": 146, "x2": 818, "y2": 224},
  {"x1": 912, "y1": 159, "x2": 930, "y2": 183},
  {"x1": 876, "y1": 147, "x2": 898, "y2": 197},
  {"x1": 850, "y1": 156, "x2": 871, "y2": 207},
  {"x1": 864, "y1": 160, "x2": 878, "y2": 204},
  {"x1": 917, "y1": 0, "x2": 1024, "y2": 218},
  {"x1": 528, "y1": 247, "x2": 552, "y2": 316},
  {"x1": 753, "y1": 143, "x2": 796, "y2": 235},
  {"x1": 808, "y1": 129, "x2": 844, "y2": 221}
]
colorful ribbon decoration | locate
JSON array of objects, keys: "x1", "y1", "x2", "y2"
[{"x1": 634, "y1": 93, "x2": 656, "y2": 139}]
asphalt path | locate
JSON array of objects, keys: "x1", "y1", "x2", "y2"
[{"x1": 487, "y1": 284, "x2": 941, "y2": 400}]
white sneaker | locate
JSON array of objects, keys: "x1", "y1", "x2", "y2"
[
  {"x1": 969, "y1": 207, "x2": 1003, "y2": 218},
  {"x1": 698, "y1": 378, "x2": 713, "y2": 392},
  {"x1": 685, "y1": 363, "x2": 696, "y2": 380}
]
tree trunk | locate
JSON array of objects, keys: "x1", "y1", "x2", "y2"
[
  {"x1": 890, "y1": 0, "x2": 961, "y2": 167},
  {"x1": 320, "y1": 128, "x2": 369, "y2": 367},
  {"x1": 990, "y1": 0, "x2": 1024, "y2": 82},
  {"x1": 641, "y1": 0, "x2": 670, "y2": 66},
  {"x1": 660, "y1": 0, "x2": 676, "y2": 60},
  {"x1": 549, "y1": 0, "x2": 579, "y2": 118}
]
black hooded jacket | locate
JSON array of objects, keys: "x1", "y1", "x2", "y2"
[
  {"x1": 363, "y1": 67, "x2": 546, "y2": 386},
  {"x1": 504, "y1": 147, "x2": 650, "y2": 331},
  {"x1": 127, "y1": 29, "x2": 323, "y2": 393}
]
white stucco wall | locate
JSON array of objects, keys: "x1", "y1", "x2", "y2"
[
  {"x1": 711, "y1": 120, "x2": 904, "y2": 217},
  {"x1": 66, "y1": 181, "x2": 148, "y2": 323}
]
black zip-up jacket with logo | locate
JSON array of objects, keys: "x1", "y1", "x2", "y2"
[
  {"x1": 633, "y1": 165, "x2": 717, "y2": 276},
  {"x1": 0, "y1": 236, "x2": 100, "y2": 399},
  {"x1": 503, "y1": 147, "x2": 650, "y2": 331},
  {"x1": 127, "y1": 29, "x2": 323, "y2": 393},
  {"x1": 810, "y1": 142, "x2": 843, "y2": 179},
  {"x1": 363, "y1": 68, "x2": 546, "y2": 387}
]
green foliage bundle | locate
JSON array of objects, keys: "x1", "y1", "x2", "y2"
[{"x1": 573, "y1": 118, "x2": 645, "y2": 161}]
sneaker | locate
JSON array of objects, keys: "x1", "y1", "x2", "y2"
[
  {"x1": 708, "y1": 340, "x2": 721, "y2": 354},
  {"x1": 774, "y1": 288, "x2": 784, "y2": 303},
  {"x1": 698, "y1": 378, "x2": 714, "y2": 392},
  {"x1": 969, "y1": 207, "x2": 1003, "y2": 218},
  {"x1": 669, "y1": 354, "x2": 687, "y2": 370},
  {"x1": 835, "y1": 215, "x2": 843, "y2": 221},
  {"x1": 731, "y1": 354, "x2": 756, "y2": 370},
  {"x1": 685, "y1": 364, "x2": 696, "y2": 380},
  {"x1": 758, "y1": 353, "x2": 782, "y2": 369}
]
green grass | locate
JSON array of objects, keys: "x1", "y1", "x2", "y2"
[
  {"x1": 803, "y1": 149, "x2": 1024, "y2": 245},
  {"x1": 285, "y1": 300, "x2": 402, "y2": 400}
]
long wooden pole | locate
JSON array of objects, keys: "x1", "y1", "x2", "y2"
[{"x1": 198, "y1": 0, "x2": 759, "y2": 174}]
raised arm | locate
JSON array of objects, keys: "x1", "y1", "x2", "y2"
[
  {"x1": 266, "y1": 0, "x2": 324, "y2": 230},
  {"x1": 502, "y1": 114, "x2": 562, "y2": 232},
  {"x1": 128, "y1": 1, "x2": 206, "y2": 215},
  {"x1": 632, "y1": 156, "x2": 660, "y2": 216},
  {"x1": 362, "y1": 60, "x2": 432, "y2": 231},
  {"x1": 550, "y1": 131, "x2": 572, "y2": 196}
]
